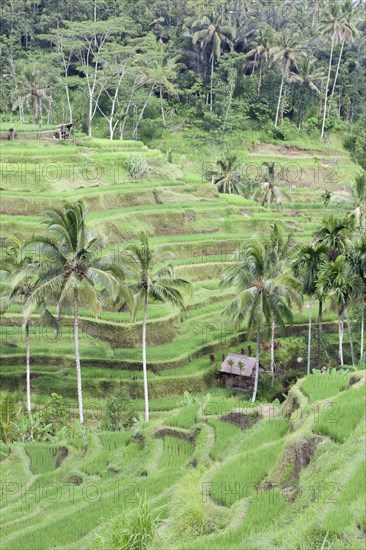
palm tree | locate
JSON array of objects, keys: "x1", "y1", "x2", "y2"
[
  {"x1": 319, "y1": 2, "x2": 345, "y2": 138},
  {"x1": 270, "y1": 31, "x2": 307, "y2": 127},
  {"x1": 139, "y1": 36, "x2": 184, "y2": 127},
  {"x1": 221, "y1": 241, "x2": 295, "y2": 401},
  {"x1": 245, "y1": 25, "x2": 273, "y2": 93},
  {"x1": 314, "y1": 214, "x2": 353, "y2": 260},
  {"x1": 12, "y1": 61, "x2": 54, "y2": 125},
  {"x1": 263, "y1": 225, "x2": 302, "y2": 384},
  {"x1": 328, "y1": 0, "x2": 360, "y2": 112},
  {"x1": 124, "y1": 232, "x2": 191, "y2": 422},
  {"x1": 210, "y1": 154, "x2": 245, "y2": 195},
  {"x1": 331, "y1": 172, "x2": 366, "y2": 229},
  {"x1": 349, "y1": 238, "x2": 366, "y2": 361},
  {"x1": 292, "y1": 243, "x2": 328, "y2": 374},
  {"x1": 254, "y1": 162, "x2": 290, "y2": 211},
  {"x1": 22, "y1": 201, "x2": 128, "y2": 424},
  {"x1": 318, "y1": 255, "x2": 361, "y2": 366},
  {"x1": 190, "y1": 16, "x2": 236, "y2": 111},
  {"x1": 289, "y1": 58, "x2": 323, "y2": 128},
  {"x1": 0, "y1": 239, "x2": 56, "y2": 414}
]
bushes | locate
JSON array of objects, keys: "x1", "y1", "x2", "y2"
[
  {"x1": 102, "y1": 388, "x2": 136, "y2": 431},
  {"x1": 124, "y1": 154, "x2": 149, "y2": 181}
]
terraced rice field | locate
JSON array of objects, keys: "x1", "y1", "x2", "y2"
[
  {"x1": 0, "y1": 135, "x2": 356, "y2": 402},
  {"x1": 0, "y1": 372, "x2": 364, "y2": 549}
]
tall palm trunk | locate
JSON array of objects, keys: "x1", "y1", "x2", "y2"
[
  {"x1": 252, "y1": 331, "x2": 260, "y2": 403},
  {"x1": 159, "y1": 85, "x2": 166, "y2": 127},
  {"x1": 361, "y1": 295, "x2": 365, "y2": 361},
  {"x1": 328, "y1": 38, "x2": 345, "y2": 113},
  {"x1": 321, "y1": 37, "x2": 334, "y2": 139},
  {"x1": 210, "y1": 54, "x2": 214, "y2": 113},
  {"x1": 258, "y1": 58, "x2": 263, "y2": 93},
  {"x1": 275, "y1": 75, "x2": 285, "y2": 127},
  {"x1": 317, "y1": 299, "x2": 323, "y2": 369},
  {"x1": 338, "y1": 309, "x2": 344, "y2": 366},
  {"x1": 142, "y1": 292, "x2": 150, "y2": 422},
  {"x1": 307, "y1": 296, "x2": 312, "y2": 375},
  {"x1": 251, "y1": 51, "x2": 257, "y2": 75},
  {"x1": 270, "y1": 320, "x2": 275, "y2": 386},
  {"x1": 73, "y1": 289, "x2": 84, "y2": 424},
  {"x1": 344, "y1": 307, "x2": 355, "y2": 366},
  {"x1": 25, "y1": 320, "x2": 31, "y2": 413}
]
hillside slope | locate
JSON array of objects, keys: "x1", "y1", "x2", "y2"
[{"x1": 0, "y1": 370, "x2": 365, "y2": 549}]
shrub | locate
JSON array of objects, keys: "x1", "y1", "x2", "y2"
[
  {"x1": 102, "y1": 388, "x2": 136, "y2": 431},
  {"x1": 124, "y1": 154, "x2": 149, "y2": 181},
  {"x1": 39, "y1": 393, "x2": 70, "y2": 434}
]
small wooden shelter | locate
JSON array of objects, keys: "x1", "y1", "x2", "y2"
[{"x1": 219, "y1": 353, "x2": 262, "y2": 392}]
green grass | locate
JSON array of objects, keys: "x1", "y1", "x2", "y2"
[
  {"x1": 159, "y1": 436, "x2": 194, "y2": 469},
  {"x1": 24, "y1": 443, "x2": 58, "y2": 474},
  {"x1": 207, "y1": 419, "x2": 242, "y2": 461},
  {"x1": 210, "y1": 441, "x2": 284, "y2": 506},
  {"x1": 301, "y1": 371, "x2": 350, "y2": 403},
  {"x1": 164, "y1": 403, "x2": 200, "y2": 430},
  {"x1": 313, "y1": 386, "x2": 365, "y2": 443}
]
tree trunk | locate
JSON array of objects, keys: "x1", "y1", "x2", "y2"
[
  {"x1": 142, "y1": 292, "x2": 150, "y2": 422},
  {"x1": 270, "y1": 320, "x2": 275, "y2": 386},
  {"x1": 258, "y1": 58, "x2": 263, "y2": 93},
  {"x1": 88, "y1": 95, "x2": 93, "y2": 138},
  {"x1": 275, "y1": 75, "x2": 285, "y2": 127},
  {"x1": 307, "y1": 296, "x2": 312, "y2": 375},
  {"x1": 109, "y1": 118, "x2": 114, "y2": 141},
  {"x1": 251, "y1": 331, "x2": 260, "y2": 403},
  {"x1": 210, "y1": 53, "x2": 214, "y2": 113},
  {"x1": 251, "y1": 51, "x2": 257, "y2": 75},
  {"x1": 317, "y1": 299, "x2": 323, "y2": 369},
  {"x1": 25, "y1": 320, "x2": 31, "y2": 413},
  {"x1": 321, "y1": 38, "x2": 334, "y2": 139},
  {"x1": 361, "y1": 294, "x2": 364, "y2": 362},
  {"x1": 74, "y1": 289, "x2": 84, "y2": 424},
  {"x1": 328, "y1": 38, "x2": 345, "y2": 113},
  {"x1": 160, "y1": 85, "x2": 166, "y2": 127},
  {"x1": 338, "y1": 309, "x2": 344, "y2": 366},
  {"x1": 345, "y1": 307, "x2": 355, "y2": 367}
]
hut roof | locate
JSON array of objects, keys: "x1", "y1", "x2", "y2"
[{"x1": 220, "y1": 354, "x2": 256, "y2": 377}]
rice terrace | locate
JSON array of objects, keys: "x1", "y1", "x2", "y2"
[{"x1": 0, "y1": 1, "x2": 365, "y2": 549}]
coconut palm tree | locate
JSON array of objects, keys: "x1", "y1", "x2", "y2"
[
  {"x1": 210, "y1": 154, "x2": 245, "y2": 195},
  {"x1": 245, "y1": 25, "x2": 273, "y2": 93},
  {"x1": 319, "y1": 2, "x2": 345, "y2": 138},
  {"x1": 0, "y1": 239, "x2": 56, "y2": 414},
  {"x1": 331, "y1": 172, "x2": 366, "y2": 230},
  {"x1": 318, "y1": 255, "x2": 361, "y2": 366},
  {"x1": 22, "y1": 201, "x2": 129, "y2": 424},
  {"x1": 349, "y1": 238, "x2": 366, "y2": 361},
  {"x1": 328, "y1": 0, "x2": 360, "y2": 112},
  {"x1": 190, "y1": 16, "x2": 236, "y2": 111},
  {"x1": 292, "y1": 243, "x2": 328, "y2": 374},
  {"x1": 289, "y1": 58, "x2": 324, "y2": 128},
  {"x1": 138, "y1": 35, "x2": 184, "y2": 127},
  {"x1": 124, "y1": 232, "x2": 191, "y2": 422},
  {"x1": 263, "y1": 225, "x2": 302, "y2": 384},
  {"x1": 314, "y1": 214, "x2": 353, "y2": 261},
  {"x1": 270, "y1": 31, "x2": 307, "y2": 127},
  {"x1": 12, "y1": 61, "x2": 54, "y2": 125},
  {"x1": 254, "y1": 162, "x2": 290, "y2": 211},
  {"x1": 221, "y1": 241, "x2": 296, "y2": 401}
]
